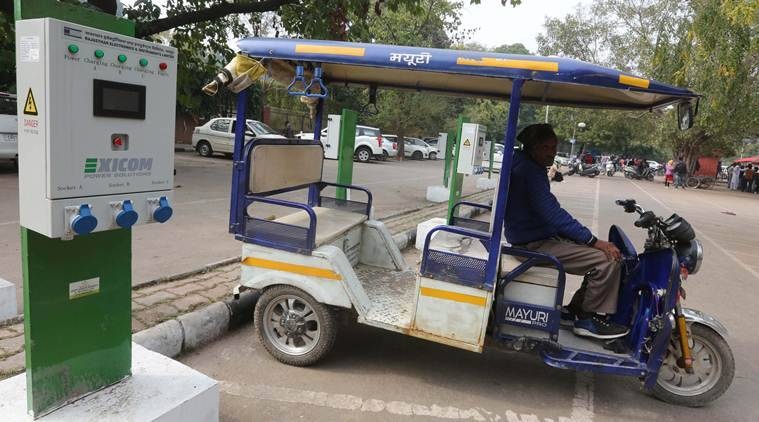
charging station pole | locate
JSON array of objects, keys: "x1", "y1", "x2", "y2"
[
  {"x1": 14, "y1": 1, "x2": 176, "y2": 416},
  {"x1": 446, "y1": 116, "x2": 467, "y2": 223},
  {"x1": 335, "y1": 109, "x2": 357, "y2": 200}
]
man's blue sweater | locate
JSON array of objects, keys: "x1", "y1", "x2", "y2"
[{"x1": 504, "y1": 151, "x2": 593, "y2": 245}]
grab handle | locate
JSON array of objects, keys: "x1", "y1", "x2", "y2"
[
  {"x1": 304, "y1": 66, "x2": 328, "y2": 98},
  {"x1": 286, "y1": 63, "x2": 307, "y2": 96}
]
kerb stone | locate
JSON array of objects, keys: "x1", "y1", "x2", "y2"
[{"x1": 178, "y1": 302, "x2": 230, "y2": 352}]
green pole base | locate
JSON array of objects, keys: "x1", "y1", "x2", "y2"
[{"x1": 22, "y1": 228, "x2": 132, "y2": 417}]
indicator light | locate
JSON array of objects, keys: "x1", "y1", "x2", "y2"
[
  {"x1": 67, "y1": 44, "x2": 79, "y2": 54},
  {"x1": 94, "y1": 50, "x2": 104, "y2": 59},
  {"x1": 117, "y1": 54, "x2": 127, "y2": 63},
  {"x1": 139, "y1": 58, "x2": 148, "y2": 67},
  {"x1": 159, "y1": 62, "x2": 168, "y2": 71}
]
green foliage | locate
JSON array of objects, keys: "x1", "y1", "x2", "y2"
[
  {"x1": 125, "y1": 0, "x2": 261, "y2": 117},
  {"x1": 0, "y1": 11, "x2": 14, "y2": 93},
  {"x1": 536, "y1": 0, "x2": 758, "y2": 161}
]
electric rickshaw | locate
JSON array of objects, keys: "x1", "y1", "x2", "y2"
[{"x1": 222, "y1": 38, "x2": 733, "y2": 407}]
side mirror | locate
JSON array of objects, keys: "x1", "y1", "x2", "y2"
[{"x1": 677, "y1": 102, "x2": 694, "y2": 130}]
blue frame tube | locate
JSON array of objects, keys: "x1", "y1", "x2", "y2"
[
  {"x1": 486, "y1": 79, "x2": 524, "y2": 284},
  {"x1": 308, "y1": 99, "x2": 325, "y2": 206},
  {"x1": 229, "y1": 89, "x2": 250, "y2": 234}
]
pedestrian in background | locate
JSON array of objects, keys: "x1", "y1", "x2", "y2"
[
  {"x1": 674, "y1": 157, "x2": 687, "y2": 189},
  {"x1": 664, "y1": 160, "x2": 674, "y2": 188},
  {"x1": 739, "y1": 165, "x2": 747, "y2": 192},
  {"x1": 753, "y1": 168, "x2": 759, "y2": 194},
  {"x1": 744, "y1": 165, "x2": 755, "y2": 193},
  {"x1": 730, "y1": 165, "x2": 741, "y2": 190},
  {"x1": 283, "y1": 120, "x2": 294, "y2": 138}
]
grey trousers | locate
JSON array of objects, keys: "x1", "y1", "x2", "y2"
[{"x1": 524, "y1": 238, "x2": 621, "y2": 315}]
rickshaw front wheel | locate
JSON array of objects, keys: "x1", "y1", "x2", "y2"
[
  {"x1": 255, "y1": 285, "x2": 337, "y2": 367},
  {"x1": 652, "y1": 324, "x2": 735, "y2": 407}
]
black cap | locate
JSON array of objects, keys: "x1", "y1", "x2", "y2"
[{"x1": 517, "y1": 123, "x2": 557, "y2": 149}]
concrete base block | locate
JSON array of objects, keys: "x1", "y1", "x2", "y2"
[
  {"x1": 476, "y1": 177, "x2": 498, "y2": 190},
  {"x1": 415, "y1": 217, "x2": 447, "y2": 250},
  {"x1": 425, "y1": 185, "x2": 449, "y2": 203},
  {"x1": 0, "y1": 278, "x2": 17, "y2": 323},
  {"x1": 0, "y1": 343, "x2": 218, "y2": 422}
]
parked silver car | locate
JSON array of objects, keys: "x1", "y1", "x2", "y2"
[
  {"x1": 0, "y1": 93, "x2": 18, "y2": 169},
  {"x1": 384, "y1": 135, "x2": 437, "y2": 160},
  {"x1": 192, "y1": 117, "x2": 285, "y2": 157}
]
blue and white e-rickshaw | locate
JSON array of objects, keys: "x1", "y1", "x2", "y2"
[{"x1": 226, "y1": 38, "x2": 734, "y2": 407}]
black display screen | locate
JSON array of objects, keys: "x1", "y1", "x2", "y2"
[{"x1": 93, "y1": 79, "x2": 146, "y2": 119}]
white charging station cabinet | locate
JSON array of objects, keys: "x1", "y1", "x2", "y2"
[
  {"x1": 436, "y1": 132, "x2": 448, "y2": 157},
  {"x1": 322, "y1": 114, "x2": 340, "y2": 159},
  {"x1": 456, "y1": 123, "x2": 487, "y2": 175},
  {"x1": 16, "y1": 18, "x2": 177, "y2": 239}
]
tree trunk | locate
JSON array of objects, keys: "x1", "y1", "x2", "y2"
[{"x1": 397, "y1": 129, "x2": 405, "y2": 161}]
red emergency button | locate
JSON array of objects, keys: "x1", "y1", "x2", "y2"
[
  {"x1": 159, "y1": 62, "x2": 168, "y2": 71},
  {"x1": 113, "y1": 137, "x2": 123, "y2": 146}
]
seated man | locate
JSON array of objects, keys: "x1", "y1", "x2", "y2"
[{"x1": 504, "y1": 123, "x2": 627, "y2": 339}]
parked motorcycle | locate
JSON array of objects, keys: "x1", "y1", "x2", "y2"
[
  {"x1": 567, "y1": 161, "x2": 600, "y2": 177},
  {"x1": 624, "y1": 165, "x2": 654, "y2": 181},
  {"x1": 606, "y1": 161, "x2": 616, "y2": 176}
]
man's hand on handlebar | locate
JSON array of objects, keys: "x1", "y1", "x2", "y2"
[{"x1": 593, "y1": 239, "x2": 622, "y2": 262}]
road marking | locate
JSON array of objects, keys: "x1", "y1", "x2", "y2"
[
  {"x1": 571, "y1": 372, "x2": 594, "y2": 422},
  {"x1": 591, "y1": 178, "x2": 600, "y2": 234},
  {"x1": 220, "y1": 381, "x2": 576, "y2": 421},
  {"x1": 361, "y1": 175, "x2": 440, "y2": 186},
  {"x1": 567, "y1": 179, "x2": 599, "y2": 422},
  {"x1": 174, "y1": 197, "x2": 227, "y2": 206},
  {"x1": 629, "y1": 180, "x2": 759, "y2": 281}
]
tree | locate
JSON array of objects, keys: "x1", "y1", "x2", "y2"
[
  {"x1": 535, "y1": 0, "x2": 758, "y2": 164},
  {"x1": 650, "y1": 0, "x2": 758, "y2": 167},
  {"x1": 0, "y1": 0, "x2": 526, "y2": 120}
]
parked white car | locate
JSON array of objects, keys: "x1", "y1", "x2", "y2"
[
  {"x1": 554, "y1": 152, "x2": 571, "y2": 167},
  {"x1": 384, "y1": 136, "x2": 437, "y2": 160},
  {"x1": 192, "y1": 117, "x2": 285, "y2": 157},
  {"x1": 381, "y1": 136, "x2": 398, "y2": 160},
  {"x1": 0, "y1": 93, "x2": 18, "y2": 169},
  {"x1": 296, "y1": 124, "x2": 385, "y2": 163}
]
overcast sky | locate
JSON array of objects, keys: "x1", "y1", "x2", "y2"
[{"x1": 459, "y1": 0, "x2": 594, "y2": 53}]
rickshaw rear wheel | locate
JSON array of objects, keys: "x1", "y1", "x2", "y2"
[
  {"x1": 254, "y1": 285, "x2": 337, "y2": 367},
  {"x1": 652, "y1": 324, "x2": 735, "y2": 407}
]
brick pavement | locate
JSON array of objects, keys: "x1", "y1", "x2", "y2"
[{"x1": 0, "y1": 188, "x2": 494, "y2": 380}]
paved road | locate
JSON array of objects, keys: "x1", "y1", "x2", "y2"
[
  {"x1": 0, "y1": 153, "x2": 478, "y2": 311},
  {"x1": 179, "y1": 174, "x2": 759, "y2": 422}
]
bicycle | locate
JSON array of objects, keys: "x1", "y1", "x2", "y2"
[{"x1": 686, "y1": 175, "x2": 714, "y2": 189}]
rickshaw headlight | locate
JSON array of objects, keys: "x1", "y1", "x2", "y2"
[{"x1": 676, "y1": 239, "x2": 703, "y2": 275}]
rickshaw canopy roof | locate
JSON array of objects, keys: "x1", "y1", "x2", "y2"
[
  {"x1": 237, "y1": 38, "x2": 697, "y2": 110},
  {"x1": 733, "y1": 156, "x2": 759, "y2": 164}
]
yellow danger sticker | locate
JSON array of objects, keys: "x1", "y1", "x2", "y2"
[
  {"x1": 24, "y1": 88, "x2": 38, "y2": 115},
  {"x1": 463, "y1": 139, "x2": 471, "y2": 147}
]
